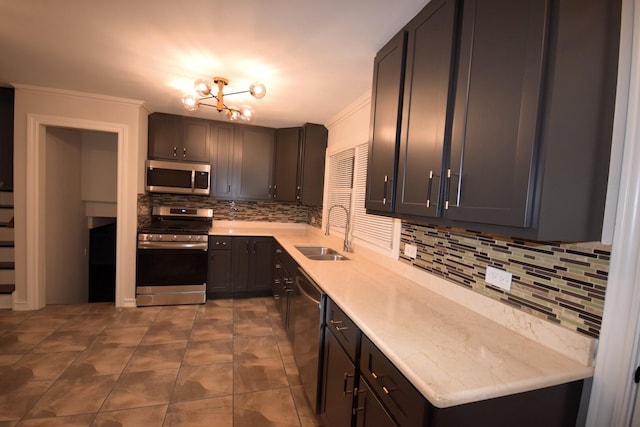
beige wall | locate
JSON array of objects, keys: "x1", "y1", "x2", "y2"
[
  {"x1": 45, "y1": 127, "x2": 88, "y2": 304},
  {"x1": 12, "y1": 85, "x2": 147, "y2": 309}
]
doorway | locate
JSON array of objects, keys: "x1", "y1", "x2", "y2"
[{"x1": 44, "y1": 127, "x2": 117, "y2": 304}]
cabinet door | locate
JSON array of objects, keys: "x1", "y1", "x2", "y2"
[
  {"x1": 210, "y1": 122, "x2": 235, "y2": 199},
  {"x1": 207, "y1": 249, "x2": 232, "y2": 296},
  {"x1": 182, "y1": 117, "x2": 210, "y2": 162},
  {"x1": 148, "y1": 113, "x2": 182, "y2": 160},
  {"x1": 366, "y1": 31, "x2": 407, "y2": 213},
  {"x1": 299, "y1": 124, "x2": 328, "y2": 206},
  {"x1": 395, "y1": 0, "x2": 458, "y2": 217},
  {"x1": 355, "y1": 379, "x2": 398, "y2": 427},
  {"x1": 274, "y1": 128, "x2": 300, "y2": 202},
  {"x1": 446, "y1": 0, "x2": 548, "y2": 227},
  {"x1": 232, "y1": 237, "x2": 251, "y2": 293},
  {"x1": 0, "y1": 88, "x2": 13, "y2": 191},
  {"x1": 236, "y1": 126, "x2": 275, "y2": 200},
  {"x1": 322, "y1": 329, "x2": 356, "y2": 427},
  {"x1": 249, "y1": 237, "x2": 273, "y2": 292}
]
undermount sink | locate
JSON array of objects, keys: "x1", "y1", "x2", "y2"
[{"x1": 295, "y1": 245, "x2": 350, "y2": 261}]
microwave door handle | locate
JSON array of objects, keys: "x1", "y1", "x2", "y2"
[{"x1": 191, "y1": 169, "x2": 195, "y2": 191}]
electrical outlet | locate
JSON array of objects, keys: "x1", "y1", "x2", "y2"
[
  {"x1": 404, "y1": 244, "x2": 417, "y2": 259},
  {"x1": 485, "y1": 266, "x2": 512, "y2": 291}
]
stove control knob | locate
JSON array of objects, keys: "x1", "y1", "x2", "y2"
[
  {"x1": 147, "y1": 235, "x2": 153, "y2": 241},
  {"x1": 186, "y1": 235, "x2": 192, "y2": 241},
  {"x1": 172, "y1": 235, "x2": 177, "y2": 241},
  {"x1": 195, "y1": 235, "x2": 202, "y2": 241},
  {"x1": 158, "y1": 235, "x2": 163, "y2": 241}
]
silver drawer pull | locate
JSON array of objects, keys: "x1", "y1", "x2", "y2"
[{"x1": 330, "y1": 319, "x2": 348, "y2": 331}]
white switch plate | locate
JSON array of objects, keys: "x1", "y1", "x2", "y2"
[
  {"x1": 404, "y1": 244, "x2": 417, "y2": 259},
  {"x1": 485, "y1": 266, "x2": 512, "y2": 291}
]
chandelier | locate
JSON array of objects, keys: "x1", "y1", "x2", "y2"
[{"x1": 181, "y1": 77, "x2": 266, "y2": 122}]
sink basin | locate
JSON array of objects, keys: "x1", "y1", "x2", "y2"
[{"x1": 295, "y1": 245, "x2": 349, "y2": 261}]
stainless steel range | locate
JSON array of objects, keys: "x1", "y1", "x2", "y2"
[{"x1": 136, "y1": 206, "x2": 213, "y2": 306}]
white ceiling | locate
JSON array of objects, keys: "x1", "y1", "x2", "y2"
[{"x1": 0, "y1": 0, "x2": 429, "y2": 129}]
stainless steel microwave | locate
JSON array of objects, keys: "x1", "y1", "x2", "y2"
[{"x1": 145, "y1": 159, "x2": 211, "y2": 195}]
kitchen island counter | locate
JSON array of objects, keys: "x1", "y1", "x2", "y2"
[{"x1": 209, "y1": 221, "x2": 595, "y2": 408}]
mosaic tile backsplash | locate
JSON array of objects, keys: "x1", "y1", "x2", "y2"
[
  {"x1": 400, "y1": 222, "x2": 610, "y2": 338},
  {"x1": 137, "y1": 194, "x2": 321, "y2": 229}
]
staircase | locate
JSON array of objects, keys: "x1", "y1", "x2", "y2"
[{"x1": 0, "y1": 192, "x2": 14, "y2": 309}]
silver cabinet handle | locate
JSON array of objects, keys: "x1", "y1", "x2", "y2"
[{"x1": 330, "y1": 319, "x2": 348, "y2": 332}]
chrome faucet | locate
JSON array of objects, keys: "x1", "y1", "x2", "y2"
[{"x1": 325, "y1": 204, "x2": 352, "y2": 252}]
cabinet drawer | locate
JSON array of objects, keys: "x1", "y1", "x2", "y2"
[
  {"x1": 325, "y1": 298, "x2": 360, "y2": 362},
  {"x1": 209, "y1": 236, "x2": 231, "y2": 249},
  {"x1": 360, "y1": 335, "x2": 429, "y2": 427}
]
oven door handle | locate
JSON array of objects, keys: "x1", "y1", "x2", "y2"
[{"x1": 137, "y1": 241, "x2": 208, "y2": 250}]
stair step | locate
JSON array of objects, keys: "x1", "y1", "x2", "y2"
[
  {"x1": 0, "y1": 284, "x2": 14, "y2": 294},
  {"x1": 0, "y1": 247, "x2": 13, "y2": 262},
  {"x1": 0, "y1": 192, "x2": 13, "y2": 206},
  {"x1": 0, "y1": 262, "x2": 15, "y2": 270},
  {"x1": 0, "y1": 228, "x2": 13, "y2": 241},
  {"x1": 0, "y1": 269, "x2": 15, "y2": 284},
  {"x1": 0, "y1": 210, "x2": 13, "y2": 224}
]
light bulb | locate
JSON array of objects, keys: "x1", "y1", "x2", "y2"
[
  {"x1": 194, "y1": 79, "x2": 212, "y2": 97},
  {"x1": 239, "y1": 105, "x2": 254, "y2": 121},
  {"x1": 181, "y1": 94, "x2": 200, "y2": 111},
  {"x1": 249, "y1": 82, "x2": 266, "y2": 99},
  {"x1": 227, "y1": 107, "x2": 241, "y2": 121}
]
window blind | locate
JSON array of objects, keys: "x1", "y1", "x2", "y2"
[
  {"x1": 352, "y1": 143, "x2": 394, "y2": 249},
  {"x1": 327, "y1": 144, "x2": 395, "y2": 251},
  {"x1": 327, "y1": 148, "x2": 354, "y2": 235}
]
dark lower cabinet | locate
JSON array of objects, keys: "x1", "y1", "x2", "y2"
[
  {"x1": 232, "y1": 236, "x2": 273, "y2": 294},
  {"x1": 207, "y1": 236, "x2": 232, "y2": 297},
  {"x1": 355, "y1": 378, "x2": 397, "y2": 427},
  {"x1": 321, "y1": 297, "x2": 585, "y2": 427},
  {"x1": 322, "y1": 329, "x2": 357, "y2": 427},
  {"x1": 208, "y1": 236, "x2": 272, "y2": 298}
]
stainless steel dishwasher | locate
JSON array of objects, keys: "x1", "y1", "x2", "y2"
[{"x1": 292, "y1": 267, "x2": 326, "y2": 413}]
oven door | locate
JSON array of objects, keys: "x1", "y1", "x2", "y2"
[{"x1": 136, "y1": 241, "x2": 208, "y2": 306}]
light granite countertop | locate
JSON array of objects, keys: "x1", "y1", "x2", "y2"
[{"x1": 209, "y1": 221, "x2": 596, "y2": 408}]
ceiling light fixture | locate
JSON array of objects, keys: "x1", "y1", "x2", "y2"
[{"x1": 181, "y1": 76, "x2": 266, "y2": 122}]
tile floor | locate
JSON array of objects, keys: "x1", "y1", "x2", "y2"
[{"x1": 0, "y1": 297, "x2": 325, "y2": 426}]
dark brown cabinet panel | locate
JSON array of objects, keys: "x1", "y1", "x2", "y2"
[
  {"x1": 322, "y1": 328, "x2": 357, "y2": 427},
  {"x1": 445, "y1": 0, "x2": 548, "y2": 227},
  {"x1": 274, "y1": 128, "x2": 300, "y2": 202},
  {"x1": 366, "y1": 30, "x2": 407, "y2": 213},
  {"x1": 355, "y1": 378, "x2": 398, "y2": 427},
  {"x1": 207, "y1": 236, "x2": 232, "y2": 297},
  {"x1": 367, "y1": 0, "x2": 620, "y2": 241},
  {"x1": 236, "y1": 126, "x2": 276, "y2": 200},
  {"x1": 395, "y1": 0, "x2": 458, "y2": 218},
  {"x1": 232, "y1": 236, "x2": 273, "y2": 294},
  {"x1": 210, "y1": 123, "x2": 275, "y2": 201},
  {"x1": 209, "y1": 121, "x2": 235, "y2": 199},
  {"x1": 0, "y1": 88, "x2": 14, "y2": 191},
  {"x1": 274, "y1": 123, "x2": 327, "y2": 206},
  {"x1": 298, "y1": 123, "x2": 328, "y2": 206},
  {"x1": 148, "y1": 113, "x2": 209, "y2": 162}
]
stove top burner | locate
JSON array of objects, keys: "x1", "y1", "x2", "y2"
[{"x1": 138, "y1": 206, "x2": 213, "y2": 235}]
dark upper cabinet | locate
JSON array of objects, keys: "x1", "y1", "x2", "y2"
[
  {"x1": 395, "y1": 0, "x2": 458, "y2": 218},
  {"x1": 274, "y1": 124, "x2": 328, "y2": 206},
  {"x1": 209, "y1": 121, "x2": 236, "y2": 199},
  {"x1": 366, "y1": 30, "x2": 407, "y2": 213},
  {"x1": 210, "y1": 123, "x2": 275, "y2": 201},
  {"x1": 444, "y1": 0, "x2": 548, "y2": 227},
  {"x1": 367, "y1": 0, "x2": 620, "y2": 241},
  {"x1": 236, "y1": 125, "x2": 276, "y2": 201},
  {"x1": 148, "y1": 113, "x2": 209, "y2": 162},
  {"x1": 0, "y1": 88, "x2": 14, "y2": 192},
  {"x1": 274, "y1": 127, "x2": 300, "y2": 202}
]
